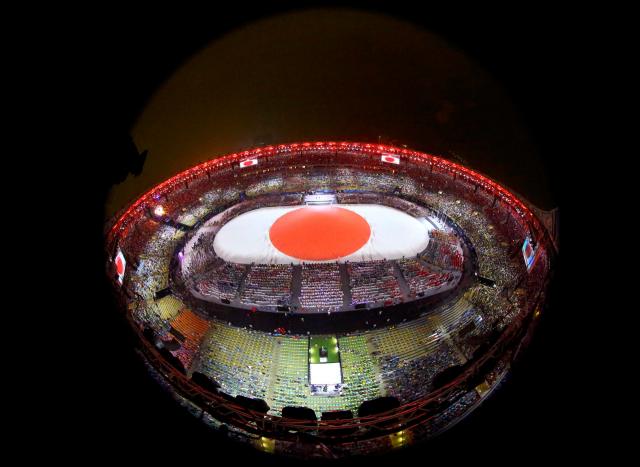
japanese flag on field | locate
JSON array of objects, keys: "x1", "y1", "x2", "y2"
[
  {"x1": 239, "y1": 158, "x2": 258, "y2": 168},
  {"x1": 115, "y1": 248, "x2": 126, "y2": 285},
  {"x1": 381, "y1": 154, "x2": 400, "y2": 165}
]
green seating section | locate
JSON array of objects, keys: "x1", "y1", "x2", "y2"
[
  {"x1": 198, "y1": 324, "x2": 276, "y2": 400},
  {"x1": 156, "y1": 295, "x2": 184, "y2": 321},
  {"x1": 268, "y1": 337, "x2": 310, "y2": 414},
  {"x1": 268, "y1": 336, "x2": 382, "y2": 416},
  {"x1": 367, "y1": 315, "x2": 442, "y2": 360},
  {"x1": 337, "y1": 335, "x2": 383, "y2": 406}
]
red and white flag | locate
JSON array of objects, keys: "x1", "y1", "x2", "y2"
[
  {"x1": 381, "y1": 154, "x2": 400, "y2": 165},
  {"x1": 239, "y1": 158, "x2": 258, "y2": 168},
  {"x1": 115, "y1": 248, "x2": 126, "y2": 285}
]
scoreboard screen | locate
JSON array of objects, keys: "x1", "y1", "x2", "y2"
[
  {"x1": 522, "y1": 236, "x2": 537, "y2": 272},
  {"x1": 115, "y1": 248, "x2": 126, "y2": 285}
]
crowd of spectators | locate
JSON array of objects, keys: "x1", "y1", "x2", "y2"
[
  {"x1": 348, "y1": 260, "x2": 403, "y2": 305},
  {"x1": 465, "y1": 284, "x2": 520, "y2": 331},
  {"x1": 120, "y1": 217, "x2": 158, "y2": 261},
  {"x1": 183, "y1": 229, "x2": 218, "y2": 278},
  {"x1": 378, "y1": 344, "x2": 462, "y2": 403},
  {"x1": 165, "y1": 308, "x2": 210, "y2": 371},
  {"x1": 416, "y1": 191, "x2": 524, "y2": 287},
  {"x1": 397, "y1": 259, "x2": 455, "y2": 297},
  {"x1": 195, "y1": 262, "x2": 247, "y2": 301},
  {"x1": 241, "y1": 264, "x2": 293, "y2": 308},
  {"x1": 130, "y1": 225, "x2": 184, "y2": 299},
  {"x1": 120, "y1": 163, "x2": 531, "y2": 322},
  {"x1": 130, "y1": 299, "x2": 172, "y2": 336},
  {"x1": 422, "y1": 229, "x2": 464, "y2": 271},
  {"x1": 300, "y1": 263, "x2": 344, "y2": 310},
  {"x1": 245, "y1": 175, "x2": 284, "y2": 197},
  {"x1": 197, "y1": 324, "x2": 274, "y2": 400}
]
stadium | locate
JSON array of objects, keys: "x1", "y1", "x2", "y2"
[{"x1": 105, "y1": 141, "x2": 556, "y2": 459}]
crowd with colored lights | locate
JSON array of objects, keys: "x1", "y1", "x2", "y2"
[
  {"x1": 299, "y1": 263, "x2": 344, "y2": 310},
  {"x1": 240, "y1": 264, "x2": 293, "y2": 309},
  {"x1": 348, "y1": 260, "x2": 403, "y2": 306}
]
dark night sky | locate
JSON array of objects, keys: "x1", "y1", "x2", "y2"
[{"x1": 108, "y1": 8, "x2": 556, "y2": 216}]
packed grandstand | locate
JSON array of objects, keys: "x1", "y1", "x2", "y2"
[{"x1": 106, "y1": 142, "x2": 555, "y2": 459}]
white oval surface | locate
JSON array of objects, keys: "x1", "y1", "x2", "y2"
[{"x1": 197, "y1": 204, "x2": 432, "y2": 264}]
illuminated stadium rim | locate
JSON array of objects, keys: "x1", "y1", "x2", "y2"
[
  {"x1": 108, "y1": 141, "x2": 541, "y2": 244},
  {"x1": 107, "y1": 141, "x2": 552, "y2": 439}
]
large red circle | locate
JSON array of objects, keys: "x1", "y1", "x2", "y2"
[
  {"x1": 115, "y1": 256, "x2": 124, "y2": 275},
  {"x1": 269, "y1": 206, "x2": 371, "y2": 260}
]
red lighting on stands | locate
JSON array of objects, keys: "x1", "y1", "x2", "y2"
[{"x1": 108, "y1": 141, "x2": 541, "y2": 244}]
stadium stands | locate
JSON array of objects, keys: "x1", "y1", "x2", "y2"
[
  {"x1": 245, "y1": 175, "x2": 284, "y2": 197},
  {"x1": 168, "y1": 308, "x2": 210, "y2": 371},
  {"x1": 107, "y1": 142, "x2": 552, "y2": 459},
  {"x1": 397, "y1": 259, "x2": 454, "y2": 297},
  {"x1": 130, "y1": 225, "x2": 185, "y2": 299},
  {"x1": 268, "y1": 337, "x2": 310, "y2": 414},
  {"x1": 240, "y1": 264, "x2": 293, "y2": 308},
  {"x1": 338, "y1": 335, "x2": 383, "y2": 404},
  {"x1": 300, "y1": 263, "x2": 344, "y2": 310},
  {"x1": 269, "y1": 335, "x2": 383, "y2": 416},
  {"x1": 365, "y1": 303, "x2": 475, "y2": 402},
  {"x1": 130, "y1": 299, "x2": 172, "y2": 336},
  {"x1": 348, "y1": 260, "x2": 403, "y2": 305},
  {"x1": 195, "y1": 263, "x2": 247, "y2": 301},
  {"x1": 198, "y1": 324, "x2": 276, "y2": 400},
  {"x1": 421, "y1": 229, "x2": 464, "y2": 271},
  {"x1": 156, "y1": 295, "x2": 184, "y2": 321}
]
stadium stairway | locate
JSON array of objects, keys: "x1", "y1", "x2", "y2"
[
  {"x1": 391, "y1": 261, "x2": 411, "y2": 300},
  {"x1": 264, "y1": 337, "x2": 283, "y2": 405},
  {"x1": 418, "y1": 257, "x2": 447, "y2": 274},
  {"x1": 168, "y1": 309, "x2": 211, "y2": 373},
  {"x1": 339, "y1": 264, "x2": 353, "y2": 307},
  {"x1": 437, "y1": 298, "x2": 475, "y2": 334},
  {"x1": 430, "y1": 313, "x2": 468, "y2": 364},
  {"x1": 290, "y1": 266, "x2": 302, "y2": 308},
  {"x1": 232, "y1": 265, "x2": 252, "y2": 305}
]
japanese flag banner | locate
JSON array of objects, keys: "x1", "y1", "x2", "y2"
[
  {"x1": 239, "y1": 158, "x2": 258, "y2": 168},
  {"x1": 381, "y1": 154, "x2": 400, "y2": 165},
  {"x1": 115, "y1": 248, "x2": 126, "y2": 285}
]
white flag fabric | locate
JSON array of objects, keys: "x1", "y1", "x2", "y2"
[
  {"x1": 381, "y1": 154, "x2": 400, "y2": 165},
  {"x1": 239, "y1": 158, "x2": 258, "y2": 168}
]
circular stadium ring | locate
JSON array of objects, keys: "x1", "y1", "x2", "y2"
[{"x1": 106, "y1": 141, "x2": 556, "y2": 460}]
